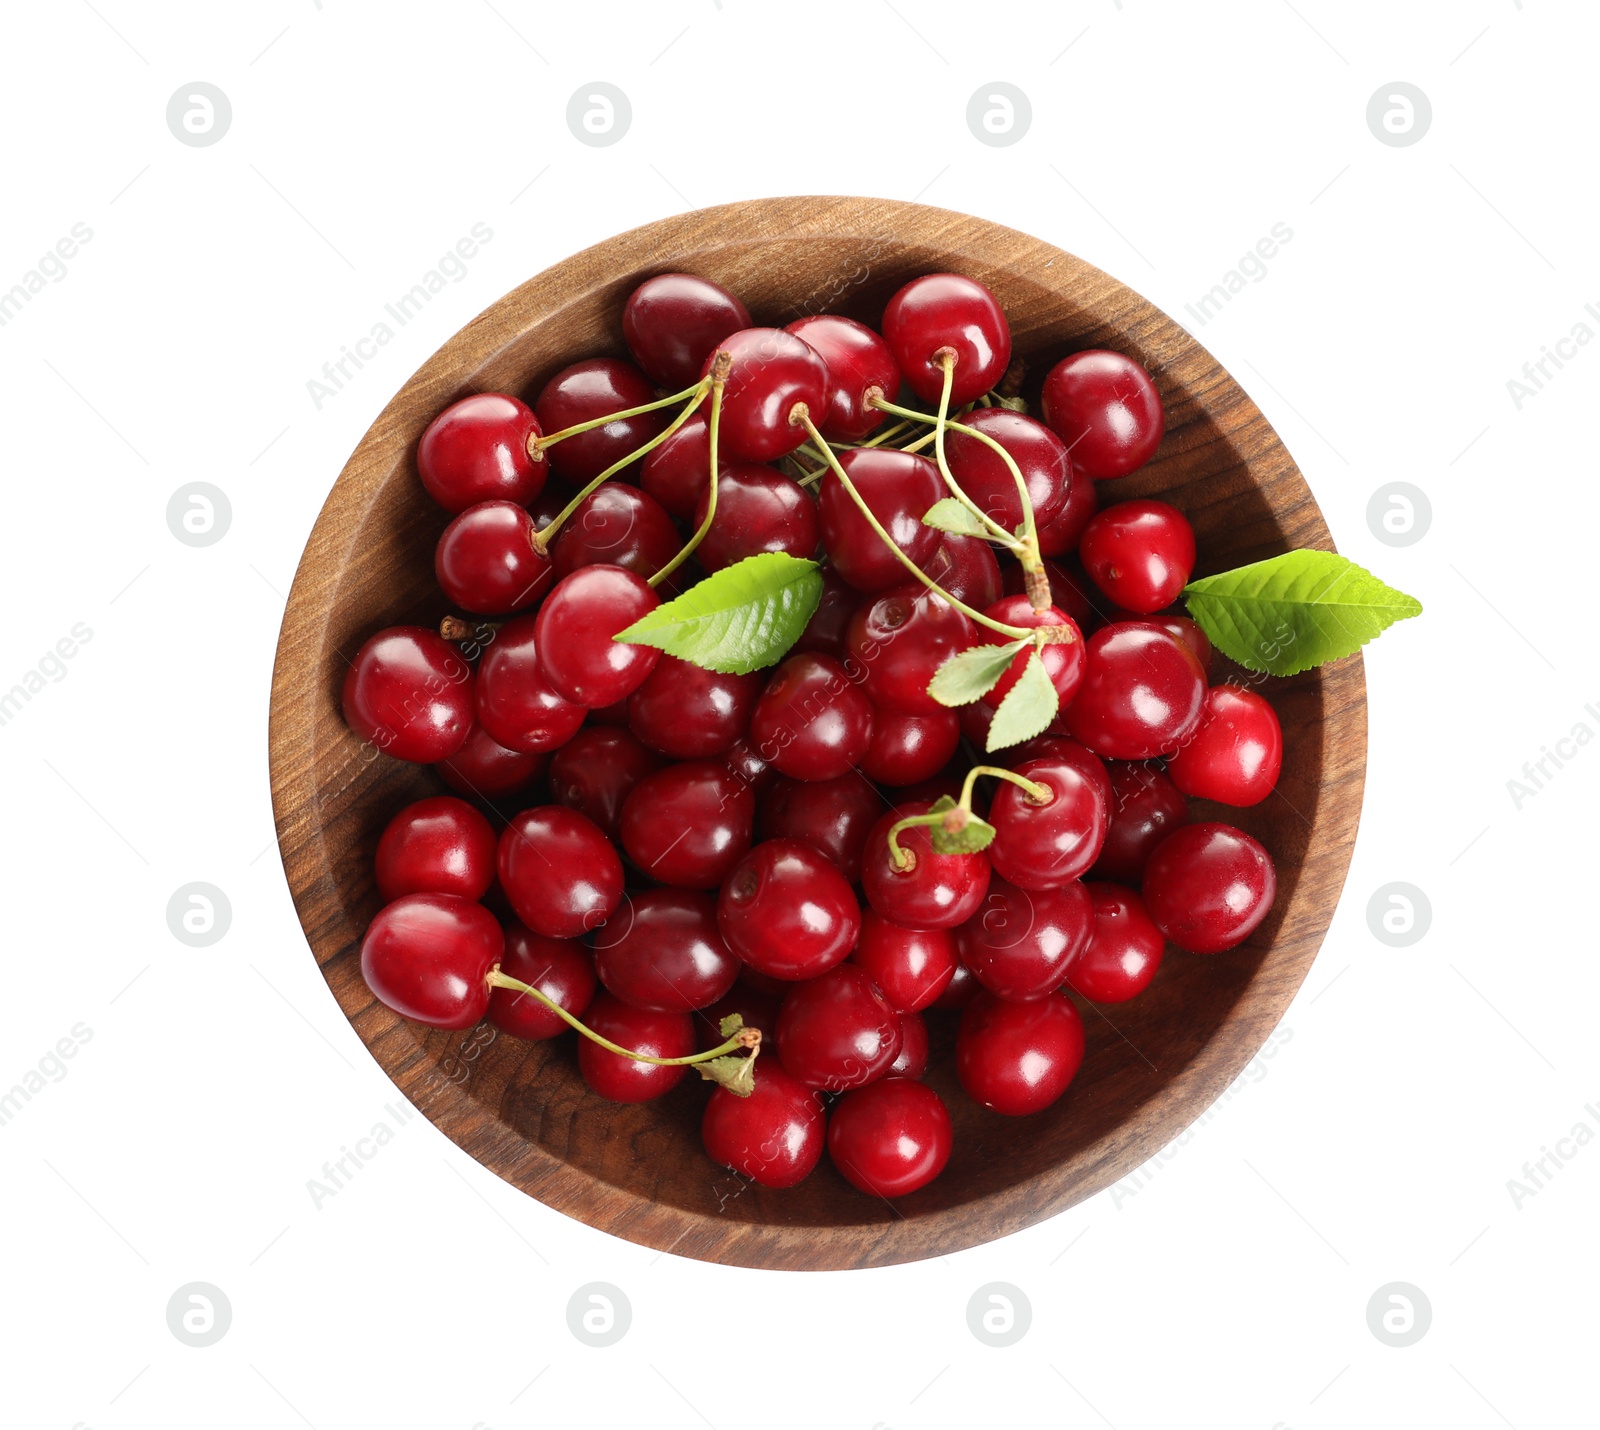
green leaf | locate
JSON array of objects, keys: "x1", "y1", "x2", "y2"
[
  {"x1": 717, "y1": 1013, "x2": 745, "y2": 1040},
  {"x1": 931, "y1": 812, "x2": 995, "y2": 856},
  {"x1": 985, "y1": 653, "x2": 1058, "y2": 751},
  {"x1": 921, "y1": 498, "x2": 995, "y2": 539},
  {"x1": 614, "y1": 552, "x2": 823, "y2": 674},
  {"x1": 927, "y1": 639, "x2": 1028, "y2": 707},
  {"x1": 1183, "y1": 550, "x2": 1423, "y2": 677},
  {"x1": 693, "y1": 1053, "x2": 757, "y2": 1097}
]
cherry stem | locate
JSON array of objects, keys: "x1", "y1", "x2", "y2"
[
  {"x1": 959, "y1": 763, "x2": 1052, "y2": 811},
  {"x1": 931, "y1": 353, "x2": 1021, "y2": 549},
  {"x1": 858, "y1": 417, "x2": 914, "y2": 449},
  {"x1": 794, "y1": 413, "x2": 1033, "y2": 641},
  {"x1": 486, "y1": 969, "x2": 761, "y2": 1065},
  {"x1": 648, "y1": 361, "x2": 728, "y2": 587},
  {"x1": 439, "y1": 615, "x2": 500, "y2": 642},
  {"x1": 530, "y1": 380, "x2": 706, "y2": 456}
]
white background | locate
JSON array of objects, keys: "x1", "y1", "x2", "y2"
[{"x1": 1, "y1": 1, "x2": 1595, "y2": 1425}]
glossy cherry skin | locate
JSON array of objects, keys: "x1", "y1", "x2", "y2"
[
  {"x1": 551, "y1": 484, "x2": 680, "y2": 580},
  {"x1": 639, "y1": 411, "x2": 720, "y2": 519},
  {"x1": 955, "y1": 876, "x2": 1093, "y2": 1001},
  {"x1": 375, "y1": 796, "x2": 497, "y2": 903},
  {"x1": 775, "y1": 963, "x2": 902, "y2": 1091},
  {"x1": 694, "y1": 462, "x2": 820, "y2": 572},
  {"x1": 486, "y1": 924, "x2": 597, "y2": 1038},
  {"x1": 976, "y1": 598, "x2": 1086, "y2": 710},
  {"x1": 702, "y1": 1061, "x2": 825, "y2": 1189},
  {"x1": 577, "y1": 993, "x2": 694, "y2": 1103},
  {"x1": 1166, "y1": 685, "x2": 1283, "y2": 806},
  {"x1": 1142, "y1": 822, "x2": 1277, "y2": 953},
  {"x1": 360, "y1": 893, "x2": 502, "y2": 1029},
  {"x1": 944, "y1": 408, "x2": 1070, "y2": 533},
  {"x1": 1036, "y1": 463, "x2": 1098, "y2": 557},
  {"x1": 757, "y1": 773, "x2": 882, "y2": 886},
  {"x1": 497, "y1": 806, "x2": 624, "y2": 938},
  {"x1": 1150, "y1": 612, "x2": 1212, "y2": 673},
  {"x1": 818, "y1": 447, "x2": 944, "y2": 593},
  {"x1": 619, "y1": 760, "x2": 754, "y2": 889},
  {"x1": 846, "y1": 584, "x2": 975, "y2": 716},
  {"x1": 626, "y1": 655, "x2": 761, "y2": 760},
  {"x1": 926, "y1": 533, "x2": 1003, "y2": 611},
  {"x1": 784, "y1": 314, "x2": 899, "y2": 441},
  {"x1": 622, "y1": 272, "x2": 751, "y2": 388},
  {"x1": 998, "y1": 734, "x2": 1113, "y2": 815},
  {"x1": 417, "y1": 392, "x2": 545, "y2": 513},
  {"x1": 437, "y1": 720, "x2": 549, "y2": 803},
  {"x1": 436, "y1": 501, "x2": 553, "y2": 615},
  {"x1": 722, "y1": 736, "x2": 778, "y2": 799},
  {"x1": 828, "y1": 1077, "x2": 953, "y2": 1197},
  {"x1": 547, "y1": 726, "x2": 664, "y2": 841},
  {"x1": 860, "y1": 802, "x2": 991, "y2": 931},
  {"x1": 707, "y1": 327, "x2": 830, "y2": 461},
  {"x1": 717, "y1": 839, "x2": 861, "y2": 980},
  {"x1": 534, "y1": 357, "x2": 666, "y2": 484},
  {"x1": 750, "y1": 653, "x2": 875, "y2": 781},
  {"x1": 860, "y1": 709, "x2": 961, "y2": 787},
  {"x1": 591, "y1": 888, "x2": 739, "y2": 1012},
  {"x1": 694, "y1": 979, "x2": 785, "y2": 1052},
  {"x1": 1091, "y1": 760, "x2": 1190, "y2": 883},
  {"x1": 932, "y1": 959, "x2": 980, "y2": 1010},
  {"x1": 1079, "y1": 500, "x2": 1195, "y2": 614},
  {"x1": 1066, "y1": 885, "x2": 1165, "y2": 1002},
  {"x1": 956, "y1": 991, "x2": 1085, "y2": 1115},
  {"x1": 988, "y1": 755, "x2": 1109, "y2": 888},
  {"x1": 473, "y1": 614, "x2": 587, "y2": 753},
  {"x1": 533, "y1": 565, "x2": 661, "y2": 708},
  {"x1": 1003, "y1": 556, "x2": 1097, "y2": 628},
  {"x1": 342, "y1": 626, "x2": 473, "y2": 762},
  {"x1": 886, "y1": 1010, "x2": 929, "y2": 1078},
  {"x1": 793, "y1": 565, "x2": 860, "y2": 660},
  {"x1": 1041, "y1": 350, "x2": 1164, "y2": 480},
  {"x1": 882, "y1": 273, "x2": 1010, "y2": 406},
  {"x1": 850, "y1": 910, "x2": 957, "y2": 1012},
  {"x1": 1065, "y1": 622, "x2": 1207, "y2": 759}
]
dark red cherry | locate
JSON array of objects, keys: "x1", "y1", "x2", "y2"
[
  {"x1": 639, "y1": 410, "x2": 720, "y2": 519},
  {"x1": 987, "y1": 756, "x2": 1108, "y2": 888},
  {"x1": 749, "y1": 653, "x2": 875, "y2": 781},
  {"x1": 551, "y1": 483, "x2": 681, "y2": 580},
  {"x1": 793, "y1": 565, "x2": 860, "y2": 659},
  {"x1": 955, "y1": 876, "x2": 1092, "y2": 1001},
  {"x1": 417, "y1": 392, "x2": 545, "y2": 513},
  {"x1": 721, "y1": 736, "x2": 778, "y2": 798},
  {"x1": 435, "y1": 501, "x2": 553, "y2": 615},
  {"x1": 1166, "y1": 685, "x2": 1283, "y2": 806},
  {"x1": 622, "y1": 273, "x2": 751, "y2": 388},
  {"x1": 1036, "y1": 464, "x2": 1098, "y2": 557},
  {"x1": 828, "y1": 1077, "x2": 952, "y2": 1197},
  {"x1": 881, "y1": 273, "x2": 1010, "y2": 406},
  {"x1": 527, "y1": 474, "x2": 580, "y2": 536},
  {"x1": 693, "y1": 462, "x2": 820, "y2": 572},
  {"x1": 1040, "y1": 350, "x2": 1164, "y2": 481},
  {"x1": 342, "y1": 626, "x2": 473, "y2": 762},
  {"x1": 957, "y1": 990, "x2": 1084, "y2": 1114},
  {"x1": 1090, "y1": 761, "x2": 1190, "y2": 883},
  {"x1": 886, "y1": 1010, "x2": 929, "y2": 1078},
  {"x1": 926, "y1": 533, "x2": 1003, "y2": 611},
  {"x1": 944, "y1": 408, "x2": 1070, "y2": 533},
  {"x1": 375, "y1": 795, "x2": 496, "y2": 902},
  {"x1": 975, "y1": 598, "x2": 1085, "y2": 710},
  {"x1": 497, "y1": 806, "x2": 624, "y2": 938},
  {"x1": 845, "y1": 584, "x2": 975, "y2": 716},
  {"x1": 626, "y1": 655, "x2": 761, "y2": 760},
  {"x1": 437, "y1": 720, "x2": 548, "y2": 803},
  {"x1": 577, "y1": 993, "x2": 694, "y2": 1103},
  {"x1": 784, "y1": 314, "x2": 899, "y2": 442},
  {"x1": 1066, "y1": 885, "x2": 1165, "y2": 1003},
  {"x1": 757, "y1": 773, "x2": 883, "y2": 886},
  {"x1": 1142, "y1": 822, "x2": 1277, "y2": 954},
  {"x1": 619, "y1": 760, "x2": 754, "y2": 889},
  {"x1": 473, "y1": 613, "x2": 587, "y2": 754},
  {"x1": 1002, "y1": 556, "x2": 1098, "y2": 629},
  {"x1": 547, "y1": 725, "x2": 664, "y2": 841},
  {"x1": 932, "y1": 959, "x2": 980, "y2": 1010},
  {"x1": 818, "y1": 447, "x2": 943, "y2": 592},
  {"x1": 860, "y1": 709, "x2": 961, "y2": 787},
  {"x1": 486, "y1": 924, "x2": 597, "y2": 1039},
  {"x1": 702, "y1": 1061, "x2": 824, "y2": 1188},
  {"x1": 591, "y1": 888, "x2": 739, "y2": 1012},
  {"x1": 774, "y1": 963, "x2": 901, "y2": 1091},
  {"x1": 533, "y1": 565, "x2": 661, "y2": 708},
  {"x1": 850, "y1": 910, "x2": 957, "y2": 1012},
  {"x1": 693, "y1": 979, "x2": 784, "y2": 1052},
  {"x1": 360, "y1": 893, "x2": 501, "y2": 1030},
  {"x1": 717, "y1": 839, "x2": 861, "y2": 980},
  {"x1": 534, "y1": 357, "x2": 667, "y2": 484},
  {"x1": 997, "y1": 735, "x2": 1112, "y2": 816},
  {"x1": 1079, "y1": 500, "x2": 1195, "y2": 614},
  {"x1": 860, "y1": 801, "x2": 991, "y2": 931},
  {"x1": 706, "y1": 327, "x2": 830, "y2": 461},
  {"x1": 1065, "y1": 621, "x2": 1207, "y2": 759}
]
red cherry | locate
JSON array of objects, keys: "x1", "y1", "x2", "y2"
[
  {"x1": 955, "y1": 876, "x2": 1092, "y2": 1001},
  {"x1": 528, "y1": 474, "x2": 579, "y2": 535},
  {"x1": 944, "y1": 408, "x2": 1070, "y2": 533},
  {"x1": 987, "y1": 756, "x2": 1108, "y2": 888},
  {"x1": 622, "y1": 273, "x2": 751, "y2": 388},
  {"x1": 342, "y1": 626, "x2": 473, "y2": 762},
  {"x1": 818, "y1": 447, "x2": 943, "y2": 592},
  {"x1": 845, "y1": 584, "x2": 976, "y2": 716},
  {"x1": 591, "y1": 888, "x2": 739, "y2": 1012},
  {"x1": 721, "y1": 736, "x2": 778, "y2": 799},
  {"x1": 717, "y1": 839, "x2": 861, "y2": 980},
  {"x1": 860, "y1": 802, "x2": 991, "y2": 930},
  {"x1": 473, "y1": 614, "x2": 587, "y2": 754},
  {"x1": 701, "y1": 1061, "x2": 825, "y2": 1189},
  {"x1": 551, "y1": 484, "x2": 681, "y2": 580},
  {"x1": 1079, "y1": 500, "x2": 1195, "y2": 614},
  {"x1": 577, "y1": 993, "x2": 693, "y2": 1103},
  {"x1": 750, "y1": 653, "x2": 875, "y2": 781},
  {"x1": 976, "y1": 598, "x2": 1085, "y2": 710},
  {"x1": 783, "y1": 314, "x2": 900, "y2": 442},
  {"x1": 1036, "y1": 463, "x2": 1098, "y2": 557},
  {"x1": 486, "y1": 924, "x2": 597, "y2": 1038},
  {"x1": 707, "y1": 327, "x2": 829, "y2": 461},
  {"x1": 627, "y1": 655, "x2": 762, "y2": 760},
  {"x1": 931, "y1": 959, "x2": 980, "y2": 1010},
  {"x1": 1065, "y1": 622, "x2": 1207, "y2": 759},
  {"x1": 827, "y1": 1077, "x2": 953, "y2": 1197},
  {"x1": 1150, "y1": 613, "x2": 1213, "y2": 673},
  {"x1": 497, "y1": 805, "x2": 624, "y2": 938},
  {"x1": 860, "y1": 708, "x2": 961, "y2": 787},
  {"x1": 793, "y1": 564, "x2": 860, "y2": 660},
  {"x1": 774, "y1": 963, "x2": 902, "y2": 1091},
  {"x1": 693, "y1": 980, "x2": 784, "y2": 1052},
  {"x1": 1142, "y1": 823, "x2": 1276, "y2": 953},
  {"x1": 375, "y1": 795, "x2": 497, "y2": 902},
  {"x1": 619, "y1": 760, "x2": 754, "y2": 889},
  {"x1": 1040, "y1": 350, "x2": 1164, "y2": 480},
  {"x1": 1166, "y1": 685, "x2": 1283, "y2": 806},
  {"x1": 436, "y1": 720, "x2": 548, "y2": 802},
  {"x1": 639, "y1": 411, "x2": 721, "y2": 519},
  {"x1": 547, "y1": 725, "x2": 665, "y2": 841},
  {"x1": 1066, "y1": 885, "x2": 1165, "y2": 1003},
  {"x1": 956, "y1": 991, "x2": 1085, "y2": 1115},
  {"x1": 417, "y1": 392, "x2": 545, "y2": 514},
  {"x1": 360, "y1": 893, "x2": 501, "y2": 1030},
  {"x1": 886, "y1": 1010, "x2": 929, "y2": 1078},
  {"x1": 757, "y1": 773, "x2": 883, "y2": 886},
  {"x1": 881, "y1": 273, "x2": 1010, "y2": 406},
  {"x1": 533, "y1": 565, "x2": 661, "y2": 708},
  {"x1": 1004, "y1": 556, "x2": 1100, "y2": 629},
  {"x1": 926, "y1": 533, "x2": 1003, "y2": 611},
  {"x1": 534, "y1": 357, "x2": 666, "y2": 484},
  {"x1": 997, "y1": 735, "x2": 1112, "y2": 815},
  {"x1": 693, "y1": 462, "x2": 820, "y2": 572},
  {"x1": 435, "y1": 501, "x2": 553, "y2": 615},
  {"x1": 850, "y1": 910, "x2": 957, "y2": 1012},
  {"x1": 1090, "y1": 760, "x2": 1190, "y2": 883}
]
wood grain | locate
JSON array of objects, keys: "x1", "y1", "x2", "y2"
[{"x1": 267, "y1": 197, "x2": 1366, "y2": 1270}]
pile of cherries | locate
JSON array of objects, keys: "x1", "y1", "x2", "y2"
[{"x1": 345, "y1": 266, "x2": 1284, "y2": 1200}]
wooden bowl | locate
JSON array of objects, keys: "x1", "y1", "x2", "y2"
[{"x1": 268, "y1": 197, "x2": 1365, "y2": 1271}]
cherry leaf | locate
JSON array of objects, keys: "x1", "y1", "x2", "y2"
[
  {"x1": 930, "y1": 812, "x2": 996, "y2": 856},
  {"x1": 921, "y1": 498, "x2": 995, "y2": 540},
  {"x1": 927, "y1": 639, "x2": 1028, "y2": 707},
  {"x1": 717, "y1": 1012, "x2": 745, "y2": 1039},
  {"x1": 693, "y1": 1053, "x2": 757, "y2": 1097},
  {"x1": 985, "y1": 652, "x2": 1058, "y2": 751}
]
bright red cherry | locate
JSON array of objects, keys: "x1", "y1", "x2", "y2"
[
  {"x1": 417, "y1": 392, "x2": 545, "y2": 513},
  {"x1": 693, "y1": 462, "x2": 820, "y2": 572},
  {"x1": 717, "y1": 839, "x2": 861, "y2": 980},
  {"x1": 882, "y1": 273, "x2": 1010, "y2": 406},
  {"x1": 976, "y1": 598, "x2": 1085, "y2": 710},
  {"x1": 1040, "y1": 350, "x2": 1164, "y2": 480},
  {"x1": 1079, "y1": 500, "x2": 1195, "y2": 614},
  {"x1": 757, "y1": 773, "x2": 883, "y2": 885},
  {"x1": 435, "y1": 501, "x2": 553, "y2": 615},
  {"x1": 436, "y1": 720, "x2": 549, "y2": 802},
  {"x1": 793, "y1": 564, "x2": 860, "y2": 660},
  {"x1": 944, "y1": 408, "x2": 1070, "y2": 533},
  {"x1": 784, "y1": 314, "x2": 899, "y2": 442},
  {"x1": 828, "y1": 1077, "x2": 953, "y2": 1197},
  {"x1": 860, "y1": 802, "x2": 991, "y2": 930},
  {"x1": 533, "y1": 565, "x2": 661, "y2": 708},
  {"x1": 626, "y1": 655, "x2": 761, "y2": 760},
  {"x1": 955, "y1": 876, "x2": 1093, "y2": 1001},
  {"x1": 988, "y1": 756, "x2": 1108, "y2": 888},
  {"x1": 1166, "y1": 685, "x2": 1283, "y2": 806},
  {"x1": 1066, "y1": 885, "x2": 1165, "y2": 1002},
  {"x1": 749, "y1": 653, "x2": 875, "y2": 781},
  {"x1": 850, "y1": 910, "x2": 957, "y2": 1012},
  {"x1": 639, "y1": 410, "x2": 721, "y2": 519},
  {"x1": 886, "y1": 1010, "x2": 929, "y2": 1078},
  {"x1": 926, "y1": 533, "x2": 1003, "y2": 610},
  {"x1": 486, "y1": 924, "x2": 597, "y2": 1038},
  {"x1": 622, "y1": 273, "x2": 751, "y2": 388},
  {"x1": 1065, "y1": 622, "x2": 1207, "y2": 759},
  {"x1": 619, "y1": 760, "x2": 754, "y2": 889},
  {"x1": 707, "y1": 328, "x2": 830, "y2": 461},
  {"x1": 547, "y1": 726, "x2": 665, "y2": 840},
  {"x1": 998, "y1": 735, "x2": 1112, "y2": 815},
  {"x1": 551, "y1": 484, "x2": 680, "y2": 580},
  {"x1": 774, "y1": 963, "x2": 901, "y2": 1091},
  {"x1": 818, "y1": 447, "x2": 944, "y2": 592},
  {"x1": 473, "y1": 614, "x2": 587, "y2": 753},
  {"x1": 534, "y1": 357, "x2": 666, "y2": 484},
  {"x1": 1036, "y1": 462, "x2": 1098, "y2": 557},
  {"x1": 701, "y1": 1061, "x2": 825, "y2": 1188},
  {"x1": 591, "y1": 888, "x2": 739, "y2": 1011},
  {"x1": 956, "y1": 991, "x2": 1085, "y2": 1115},
  {"x1": 1143, "y1": 822, "x2": 1277, "y2": 954},
  {"x1": 846, "y1": 584, "x2": 976, "y2": 716},
  {"x1": 360, "y1": 893, "x2": 501, "y2": 1030},
  {"x1": 375, "y1": 795, "x2": 496, "y2": 902},
  {"x1": 860, "y1": 709, "x2": 960, "y2": 787},
  {"x1": 497, "y1": 806, "x2": 624, "y2": 938},
  {"x1": 1149, "y1": 612, "x2": 1212, "y2": 673},
  {"x1": 577, "y1": 993, "x2": 694, "y2": 1103},
  {"x1": 1090, "y1": 760, "x2": 1190, "y2": 883},
  {"x1": 342, "y1": 626, "x2": 473, "y2": 762}
]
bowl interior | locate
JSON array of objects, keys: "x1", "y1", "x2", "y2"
[{"x1": 268, "y1": 197, "x2": 1365, "y2": 1270}]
